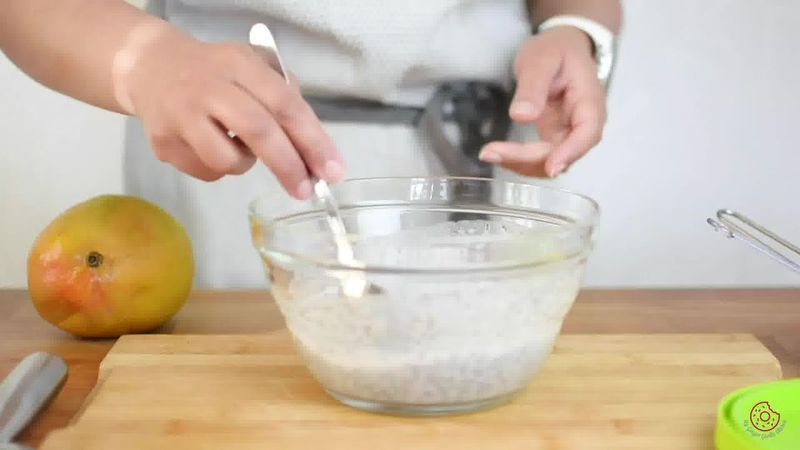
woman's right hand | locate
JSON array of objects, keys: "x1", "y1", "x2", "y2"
[{"x1": 120, "y1": 26, "x2": 343, "y2": 199}]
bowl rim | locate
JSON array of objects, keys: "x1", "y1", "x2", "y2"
[{"x1": 249, "y1": 176, "x2": 600, "y2": 274}]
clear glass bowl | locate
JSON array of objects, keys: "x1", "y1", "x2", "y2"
[{"x1": 249, "y1": 177, "x2": 599, "y2": 415}]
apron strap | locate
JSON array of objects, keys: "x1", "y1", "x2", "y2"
[
  {"x1": 306, "y1": 81, "x2": 512, "y2": 178},
  {"x1": 306, "y1": 96, "x2": 423, "y2": 125}
]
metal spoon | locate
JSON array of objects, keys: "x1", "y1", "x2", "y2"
[{"x1": 249, "y1": 23, "x2": 380, "y2": 297}]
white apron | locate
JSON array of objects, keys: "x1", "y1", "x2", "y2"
[{"x1": 126, "y1": 0, "x2": 535, "y2": 288}]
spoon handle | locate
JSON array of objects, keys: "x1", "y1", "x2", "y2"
[
  {"x1": 249, "y1": 23, "x2": 289, "y2": 83},
  {"x1": 249, "y1": 23, "x2": 359, "y2": 267}
]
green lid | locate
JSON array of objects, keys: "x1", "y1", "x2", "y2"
[{"x1": 716, "y1": 379, "x2": 800, "y2": 449}]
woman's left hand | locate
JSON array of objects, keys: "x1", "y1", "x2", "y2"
[{"x1": 479, "y1": 26, "x2": 607, "y2": 178}]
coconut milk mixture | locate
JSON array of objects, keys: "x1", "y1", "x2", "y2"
[{"x1": 270, "y1": 220, "x2": 584, "y2": 405}]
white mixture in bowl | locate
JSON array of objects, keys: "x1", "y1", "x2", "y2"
[{"x1": 270, "y1": 220, "x2": 585, "y2": 406}]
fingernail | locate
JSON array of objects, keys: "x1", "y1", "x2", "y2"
[
  {"x1": 510, "y1": 101, "x2": 537, "y2": 118},
  {"x1": 479, "y1": 150, "x2": 502, "y2": 164},
  {"x1": 324, "y1": 160, "x2": 344, "y2": 182},
  {"x1": 295, "y1": 179, "x2": 313, "y2": 199},
  {"x1": 549, "y1": 163, "x2": 567, "y2": 178}
]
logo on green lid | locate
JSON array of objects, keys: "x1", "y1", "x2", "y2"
[{"x1": 744, "y1": 401, "x2": 786, "y2": 439}]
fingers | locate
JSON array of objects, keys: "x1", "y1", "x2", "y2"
[
  {"x1": 540, "y1": 53, "x2": 606, "y2": 176},
  {"x1": 544, "y1": 98, "x2": 604, "y2": 177},
  {"x1": 247, "y1": 113, "x2": 315, "y2": 199},
  {"x1": 191, "y1": 81, "x2": 323, "y2": 198},
  {"x1": 478, "y1": 141, "x2": 554, "y2": 177},
  {"x1": 480, "y1": 91, "x2": 604, "y2": 179},
  {"x1": 511, "y1": 39, "x2": 562, "y2": 123},
  {"x1": 171, "y1": 150, "x2": 223, "y2": 182},
  {"x1": 179, "y1": 113, "x2": 254, "y2": 173},
  {"x1": 233, "y1": 52, "x2": 344, "y2": 183},
  {"x1": 151, "y1": 136, "x2": 223, "y2": 182},
  {"x1": 198, "y1": 88, "x2": 313, "y2": 198},
  {"x1": 203, "y1": 82, "x2": 316, "y2": 198},
  {"x1": 139, "y1": 40, "x2": 345, "y2": 195}
]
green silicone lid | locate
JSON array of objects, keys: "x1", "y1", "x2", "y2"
[{"x1": 716, "y1": 378, "x2": 800, "y2": 449}]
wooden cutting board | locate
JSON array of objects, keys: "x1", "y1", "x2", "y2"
[{"x1": 41, "y1": 332, "x2": 781, "y2": 450}]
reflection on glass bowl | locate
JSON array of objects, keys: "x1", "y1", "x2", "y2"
[{"x1": 250, "y1": 177, "x2": 599, "y2": 415}]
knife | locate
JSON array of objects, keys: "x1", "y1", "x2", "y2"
[{"x1": 0, "y1": 353, "x2": 68, "y2": 449}]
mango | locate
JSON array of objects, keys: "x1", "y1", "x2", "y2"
[{"x1": 27, "y1": 195, "x2": 194, "y2": 337}]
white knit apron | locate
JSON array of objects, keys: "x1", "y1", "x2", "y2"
[{"x1": 126, "y1": 0, "x2": 535, "y2": 287}]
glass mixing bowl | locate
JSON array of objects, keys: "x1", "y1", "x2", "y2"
[{"x1": 249, "y1": 177, "x2": 599, "y2": 415}]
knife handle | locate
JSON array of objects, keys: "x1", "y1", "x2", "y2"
[{"x1": 0, "y1": 352, "x2": 68, "y2": 443}]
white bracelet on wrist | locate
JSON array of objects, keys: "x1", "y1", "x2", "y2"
[{"x1": 538, "y1": 15, "x2": 617, "y2": 86}]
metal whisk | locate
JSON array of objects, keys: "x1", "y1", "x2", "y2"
[{"x1": 707, "y1": 209, "x2": 800, "y2": 274}]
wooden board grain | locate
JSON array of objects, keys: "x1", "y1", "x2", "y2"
[{"x1": 41, "y1": 332, "x2": 781, "y2": 450}]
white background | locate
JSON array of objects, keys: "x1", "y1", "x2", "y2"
[{"x1": 1, "y1": 0, "x2": 799, "y2": 288}]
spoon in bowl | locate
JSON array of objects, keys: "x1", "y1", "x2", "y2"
[{"x1": 249, "y1": 23, "x2": 380, "y2": 298}]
